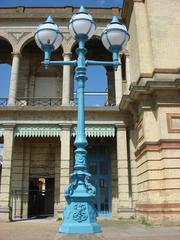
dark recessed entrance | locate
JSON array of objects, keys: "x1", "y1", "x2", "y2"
[{"x1": 28, "y1": 177, "x2": 54, "y2": 218}]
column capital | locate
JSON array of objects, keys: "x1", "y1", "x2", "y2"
[
  {"x1": 3, "y1": 123, "x2": 16, "y2": 130},
  {"x1": 116, "y1": 123, "x2": 127, "y2": 130},
  {"x1": 11, "y1": 51, "x2": 21, "y2": 58},
  {"x1": 62, "y1": 52, "x2": 72, "y2": 58},
  {"x1": 59, "y1": 123, "x2": 72, "y2": 131}
]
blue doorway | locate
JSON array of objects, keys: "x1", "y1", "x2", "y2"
[{"x1": 87, "y1": 145, "x2": 112, "y2": 216}]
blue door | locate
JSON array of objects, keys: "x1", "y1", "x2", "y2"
[{"x1": 87, "y1": 145, "x2": 111, "y2": 216}]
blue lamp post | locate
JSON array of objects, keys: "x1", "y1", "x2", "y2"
[{"x1": 35, "y1": 6, "x2": 129, "y2": 234}]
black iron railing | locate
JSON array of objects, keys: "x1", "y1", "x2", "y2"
[
  {"x1": 0, "y1": 98, "x2": 8, "y2": 107},
  {"x1": 11, "y1": 189, "x2": 54, "y2": 220},
  {"x1": 16, "y1": 98, "x2": 62, "y2": 106},
  {"x1": 0, "y1": 94, "x2": 111, "y2": 107}
]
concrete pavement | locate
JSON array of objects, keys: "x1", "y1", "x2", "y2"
[{"x1": 0, "y1": 218, "x2": 180, "y2": 240}]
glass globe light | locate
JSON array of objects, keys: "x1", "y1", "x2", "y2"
[
  {"x1": 101, "y1": 16, "x2": 129, "y2": 52},
  {"x1": 68, "y1": 6, "x2": 96, "y2": 40},
  {"x1": 35, "y1": 16, "x2": 63, "y2": 51}
]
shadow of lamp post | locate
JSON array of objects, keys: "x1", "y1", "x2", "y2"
[{"x1": 35, "y1": 5, "x2": 129, "y2": 234}]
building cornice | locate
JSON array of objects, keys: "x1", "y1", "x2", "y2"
[
  {"x1": 137, "y1": 68, "x2": 180, "y2": 85},
  {"x1": 0, "y1": 6, "x2": 121, "y2": 21},
  {"x1": 120, "y1": 79, "x2": 180, "y2": 113}
]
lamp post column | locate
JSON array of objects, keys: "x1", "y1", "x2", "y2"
[
  {"x1": 62, "y1": 52, "x2": 72, "y2": 105},
  {"x1": 59, "y1": 37, "x2": 101, "y2": 234}
]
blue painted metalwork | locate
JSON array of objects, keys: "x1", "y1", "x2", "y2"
[
  {"x1": 59, "y1": 34, "x2": 102, "y2": 234},
  {"x1": 68, "y1": 5, "x2": 96, "y2": 41},
  {"x1": 35, "y1": 5, "x2": 129, "y2": 235}
]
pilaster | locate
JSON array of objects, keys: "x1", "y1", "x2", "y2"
[
  {"x1": 116, "y1": 123, "x2": 133, "y2": 218},
  {"x1": 0, "y1": 124, "x2": 15, "y2": 221},
  {"x1": 59, "y1": 124, "x2": 71, "y2": 214}
]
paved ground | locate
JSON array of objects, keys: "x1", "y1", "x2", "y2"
[{"x1": 0, "y1": 218, "x2": 180, "y2": 240}]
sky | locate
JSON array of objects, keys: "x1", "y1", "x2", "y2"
[
  {"x1": 0, "y1": 0, "x2": 123, "y2": 106},
  {"x1": 0, "y1": 0, "x2": 123, "y2": 8}
]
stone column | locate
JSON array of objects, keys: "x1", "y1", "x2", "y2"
[
  {"x1": 0, "y1": 124, "x2": 15, "y2": 221},
  {"x1": 59, "y1": 124, "x2": 71, "y2": 215},
  {"x1": 116, "y1": 124, "x2": 132, "y2": 218},
  {"x1": 8, "y1": 52, "x2": 21, "y2": 106},
  {"x1": 125, "y1": 53, "x2": 131, "y2": 93},
  {"x1": 106, "y1": 68, "x2": 115, "y2": 106},
  {"x1": 114, "y1": 55, "x2": 123, "y2": 105},
  {"x1": 62, "y1": 53, "x2": 72, "y2": 105}
]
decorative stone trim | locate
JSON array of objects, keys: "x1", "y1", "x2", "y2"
[
  {"x1": 137, "y1": 203, "x2": 180, "y2": 209},
  {"x1": 120, "y1": 79, "x2": 180, "y2": 112},
  {"x1": 167, "y1": 113, "x2": 180, "y2": 133},
  {"x1": 71, "y1": 124, "x2": 115, "y2": 138},
  {"x1": 15, "y1": 124, "x2": 61, "y2": 137},
  {"x1": 60, "y1": 123, "x2": 72, "y2": 131},
  {"x1": 135, "y1": 141, "x2": 180, "y2": 159}
]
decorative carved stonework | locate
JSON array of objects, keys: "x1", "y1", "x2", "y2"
[
  {"x1": 63, "y1": 33, "x2": 72, "y2": 42},
  {"x1": 10, "y1": 32, "x2": 31, "y2": 42}
]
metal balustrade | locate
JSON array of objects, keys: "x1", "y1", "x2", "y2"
[
  {"x1": 0, "y1": 98, "x2": 8, "y2": 107},
  {"x1": 0, "y1": 94, "x2": 111, "y2": 107},
  {"x1": 16, "y1": 98, "x2": 62, "y2": 106}
]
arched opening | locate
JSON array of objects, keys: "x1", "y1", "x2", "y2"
[
  {"x1": 19, "y1": 39, "x2": 63, "y2": 106},
  {"x1": 71, "y1": 37, "x2": 115, "y2": 107},
  {"x1": 0, "y1": 38, "x2": 12, "y2": 106}
]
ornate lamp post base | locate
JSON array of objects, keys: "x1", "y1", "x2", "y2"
[
  {"x1": 59, "y1": 201, "x2": 101, "y2": 234},
  {"x1": 59, "y1": 171, "x2": 102, "y2": 234}
]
